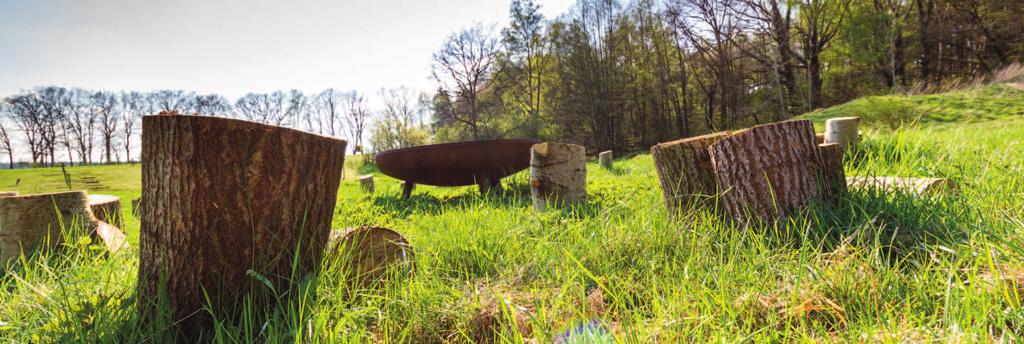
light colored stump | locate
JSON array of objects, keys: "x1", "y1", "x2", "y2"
[
  {"x1": 651, "y1": 132, "x2": 731, "y2": 214},
  {"x1": 0, "y1": 191, "x2": 17, "y2": 197},
  {"x1": 530, "y1": 142, "x2": 586, "y2": 211},
  {"x1": 819, "y1": 143, "x2": 847, "y2": 198},
  {"x1": 824, "y1": 117, "x2": 861, "y2": 151},
  {"x1": 0, "y1": 191, "x2": 96, "y2": 262},
  {"x1": 88, "y1": 194, "x2": 123, "y2": 228},
  {"x1": 846, "y1": 176, "x2": 957, "y2": 195},
  {"x1": 326, "y1": 226, "x2": 412, "y2": 288},
  {"x1": 598, "y1": 150, "x2": 614, "y2": 170},
  {"x1": 359, "y1": 175, "x2": 375, "y2": 194},
  {"x1": 138, "y1": 115, "x2": 347, "y2": 336},
  {"x1": 95, "y1": 221, "x2": 128, "y2": 253},
  {"x1": 709, "y1": 120, "x2": 831, "y2": 223}
]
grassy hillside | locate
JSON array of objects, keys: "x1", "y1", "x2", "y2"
[{"x1": 1, "y1": 87, "x2": 1023, "y2": 342}]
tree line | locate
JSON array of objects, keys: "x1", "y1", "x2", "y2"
[{"x1": 428, "y1": 0, "x2": 1023, "y2": 152}]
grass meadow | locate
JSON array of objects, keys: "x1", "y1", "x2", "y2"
[{"x1": 0, "y1": 85, "x2": 1023, "y2": 342}]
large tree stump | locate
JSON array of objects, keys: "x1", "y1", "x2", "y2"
[
  {"x1": 824, "y1": 117, "x2": 860, "y2": 151},
  {"x1": 846, "y1": 176, "x2": 957, "y2": 195},
  {"x1": 651, "y1": 132, "x2": 732, "y2": 214},
  {"x1": 530, "y1": 142, "x2": 586, "y2": 211},
  {"x1": 819, "y1": 143, "x2": 847, "y2": 198},
  {"x1": 138, "y1": 115, "x2": 347, "y2": 335},
  {"x1": 598, "y1": 150, "x2": 613, "y2": 170},
  {"x1": 359, "y1": 175, "x2": 375, "y2": 194},
  {"x1": 709, "y1": 120, "x2": 830, "y2": 223},
  {"x1": 0, "y1": 191, "x2": 96, "y2": 262},
  {"x1": 326, "y1": 226, "x2": 412, "y2": 288},
  {"x1": 88, "y1": 194, "x2": 123, "y2": 228}
]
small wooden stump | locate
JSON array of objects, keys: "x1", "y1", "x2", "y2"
[
  {"x1": 530, "y1": 142, "x2": 586, "y2": 211},
  {"x1": 359, "y1": 175, "x2": 375, "y2": 194},
  {"x1": 815, "y1": 133, "x2": 825, "y2": 144},
  {"x1": 709, "y1": 120, "x2": 832, "y2": 223},
  {"x1": 651, "y1": 132, "x2": 731, "y2": 214},
  {"x1": 0, "y1": 191, "x2": 97, "y2": 261},
  {"x1": 0, "y1": 191, "x2": 17, "y2": 197},
  {"x1": 326, "y1": 226, "x2": 412, "y2": 288},
  {"x1": 131, "y1": 198, "x2": 142, "y2": 219},
  {"x1": 846, "y1": 176, "x2": 957, "y2": 195},
  {"x1": 88, "y1": 194, "x2": 123, "y2": 228},
  {"x1": 598, "y1": 150, "x2": 613, "y2": 170},
  {"x1": 824, "y1": 117, "x2": 860, "y2": 151},
  {"x1": 137, "y1": 115, "x2": 347, "y2": 336},
  {"x1": 819, "y1": 143, "x2": 847, "y2": 198}
]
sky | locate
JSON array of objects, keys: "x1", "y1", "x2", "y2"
[{"x1": 0, "y1": 0, "x2": 573, "y2": 100}]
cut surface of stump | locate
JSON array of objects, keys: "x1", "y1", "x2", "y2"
[
  {"x1": 88, "y1": 194, "x2": 123, "y2": 228},
  {"x1": 0, "y1": 191, "x2": 97, "y2": 262},
  {"x1": 359, "y1": 175, "x2": 375, "y2": 194},
  {"x1": 326, "y1": 226, "x2": 412, "y2": 288},
  {"x1": 530, "y1": 142, "x2": 586, "y2": 211},
  {"x1": 137, "y1": 115, "x2": 347, "y2": 335},
  {"x1": 709, "y1": 120, "x2": 829, "y2": 223},
  {"x1": 824, "y1": 117, "x2": 860, "y2": 151},
  {"x1": 598, "y1": 150, "x2": 613, "y2": 170},
  {"x1": 846, "y1": 176, "x2": 957, "y2": 195},
  {"x1": 651, "y1": 132, "x2": 731, "y2": 214}
]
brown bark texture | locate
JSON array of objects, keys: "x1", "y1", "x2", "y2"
[
  {"x1": 530, "y1": 142, "x2": 587, "y2": 211},
  {"x1": 709, "y1": 120, "x2": 830, "y2": 223},
  {"x1": 0, "y1": 191, "x2": 96, "y2": 262},
  {"x1": 138, "y1": 115, "x2": 347, "y2": 334},
  {"x1": 651, "y1": 132, "x2": 731, "y2": 214},
  {"x1": 819, "y1": 143, "x2": 847, "y2": 198}
]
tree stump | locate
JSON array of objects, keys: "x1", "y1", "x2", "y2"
[
  {"x1": 137, "y1": 115, "x2": 347, "y2": 335},
  {"x1": 824, "y1": 117, "x2": 860, "y2": 151},
  {"x1": 598, "y1": 150, "x2": 613, "y2": 170},
  {"x1": 326, "y1": 226, "x2": 412, "y2": 288},
  {"x1": 359, "y1": 175, "x2": 375, "y2": 194},
  {"x1": 88, "y1": 194, "x2": 123, "y2": 228},
  {"x1": 651, "y1": 132, "x2": 732, "y2": 214},
  {"x1": 0, "y1": 191, "x2": 96, "y2": 262},
  {"x1": 530, "y1": 142, "x2": 586, "y2": 211},
  {"x1": 0, "y1": 191, "x2": 17, "y2": 197},
  {"x1": 131, "y1": 198, "x2": 142, "y2": 219},
  {"x1": 709, "y1": 120, "x2": 830, "y2": 223},
  {"x1": 846, "y1": 176, "x2": 957, "y2": 195},
  {"x1": 819, "y1": 143, "x2": 847, "y2": 198}
]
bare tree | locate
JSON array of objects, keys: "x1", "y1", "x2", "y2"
[
  {"x1": 431, "y1": 24, "x2": 502, "y2": 140},
  {"x1": 502, "y1": 0, "x2": 548, "y2": 138},
  {"x1": 150, "y1": 90, "x2": 194, "y2": 114},
  {"x1": 191, "y1": 94, "x2": 233, "y2": 116},
  {"x1": 794, "y1": 0, "x2": 847, "y2": 109},
  {"x1": 63, "y1": 88, "x2": 103, "y2": 164},
  {"x1": 310, "y1": 89, "x2": 345, "y2": 137},
  {"x1": 120, "y1": 92, "x2": 149, "y2": 162},
  {"x1": 733, "y1": 0, "x2": 798, "y2": 118},
  {"x1": 94, "y1": 92, "x2": 119, "y2": 163},
  {"x1": 341, "y1": 91, "x2": 369, "y2": 154},
  {"x1": 0, "y1": 106, "x2": 14, "y2": 169},
  {"x1": 234, "y1": 90, "x2": 305, "y2": 126}
]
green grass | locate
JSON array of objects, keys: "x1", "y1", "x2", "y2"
[{"x1": 1, "y1": 87, "x2": 1024, "y2": 342}]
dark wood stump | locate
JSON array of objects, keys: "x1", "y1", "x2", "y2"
[
  {"x1": 651, "y1": 132, "x2": 731, "y2": 214},
  {"x1": 137, "y1": 115, "x2": 347, "y2": 336},
  {"x1": 88, "y1": 194, "x2": 123, "y2": 228}
]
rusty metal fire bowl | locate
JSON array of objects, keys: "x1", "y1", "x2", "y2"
[{"x1": 374, "y1": 139, "x2": 540, "y2": 197}]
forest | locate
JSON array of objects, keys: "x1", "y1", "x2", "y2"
[{"x1": 1, "y1": 0, "x2": 1022, "y2": 166}]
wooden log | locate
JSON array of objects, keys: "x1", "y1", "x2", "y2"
[
  {"x1": 0, "y1": 191, "x2": 96, "y2": 262},
  {"x1": 819, "y1": 143, "x2": 847, "y2": 198},
  {"x1": 326, "y1": 226, "x2": 412, "y2": 288},
  {"x1": 651, "y1": 132, "x2": 731, "y2": 214},
  {"x1": 0, "y1": 191, "x2": 17, "y2": 197},
  {"x1": 846, "y1": 176, "x2": 957, "y2": 195},
  {"x1": 137, "y1": 115, "x2": 347, "y2": 335},
  {"x1": 530, "y1": 142, "x2": 586, "y2": 211},
  {"x1": 709, "y1": 120, "x2": 829, "y2": 223},
  {"x1": 598, "y1": 150, "x2": 613, "y2": 170},
  {"x1": 88, "y1": 194, "x2": 123, "y2": 228},
  {"x1": 824, "y1": 117, "x2": 860, "y2": 151},
  {"x1": 359, "y1": 175, "x2": 375, "y2": 194}
]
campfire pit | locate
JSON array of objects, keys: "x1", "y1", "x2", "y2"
[{"x1": 375, "y1": 139, "x2": 541, "y2": 198}]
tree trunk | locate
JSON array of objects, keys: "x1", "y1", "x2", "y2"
[
  {"x1": 824, "y1": 117, "x2": 860, "y2": 151},
  {"x1": 598, "y1": 150, "x2": 614, "y2": 170},
  {"x1": 529, "y1": 142, "x2": 586, "y2": 211},
  {"x1": 138, "y1": 115, "x2": 347, "y2": 337},
  {"x1": 651, "y1": 132, "x2": 731, "y2": 215},
  {"x1": 88, "y1": 194, "x2": 123, "y2": 229},
  {"x1": 819, "y1": 143, "x2": 847, "y2": 199},
  {"x1": 709, "y1": 120, "x2": 830, "y2": 223},
  {"x1": 0, "y1": 191, "x2": 96, "y2": 262}
]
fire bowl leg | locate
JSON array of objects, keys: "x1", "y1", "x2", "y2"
[
  {"x1": 477, "y1": 177, "x2": 503, "y2": 195},
  {"x1": 401, "y1": 181, "x2": 416, "y2": 199}
]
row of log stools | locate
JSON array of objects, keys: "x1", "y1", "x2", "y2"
[{"x1": 0, "y1": 191, "x2": 127, "y2": 262}]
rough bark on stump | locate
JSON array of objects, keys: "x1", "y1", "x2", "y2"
[
  {"x1": 131, "y1": 198, "x2": 142, "y2": 219},
  {"x1": 88, "y1": 194, "x2": 123, "y2": 228},
  {"x1": 138, "y1": 115, "x2": 347, "y2": 335},
  {"x1": 651, "y1": 132, "x2": 731, "y2": 214},
  {"x1": 846, "y1": 176, "x2": 957, "y2": 195},
  {"x1": 359, "y1": 175, "x2": 375, "y2": 194},
  {"x1": 598, "y1": 150, "x2": 613, "y2": 170},
  {"x1": 824, "y1": 117, "x2": 860, "y2": 151},
  {"x1": 530, "y1": 142, "x2": 586, "y2": 211},
  {"x1": 0, "y1": 191, "x2": 96, "y2": 262},
  {"x1": 819, "y1": 143, "x2": 847, "y2": 198},
  {"x1": 326, "y1": 226, "x2": 412, "y2": 288},
  {"x1": 709, "y1": 120, "x2": 829, "y2": 223}
]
